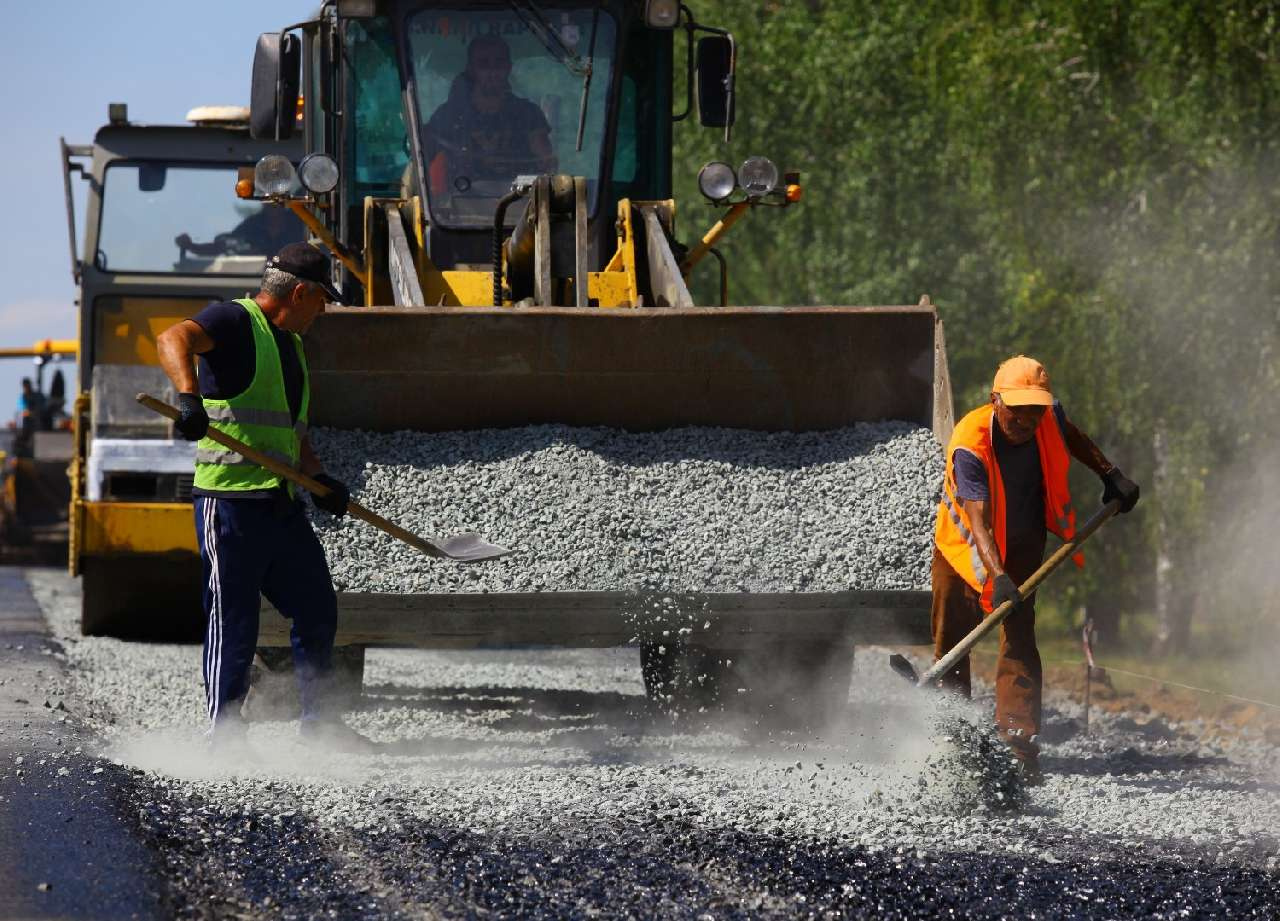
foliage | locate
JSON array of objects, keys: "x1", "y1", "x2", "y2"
[{"x1": 673, "y1": 1, "x2": 1280, "y2": 650}]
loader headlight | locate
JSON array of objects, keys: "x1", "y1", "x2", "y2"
[
  {"x1": 298, "y1": 153, "x2": 340, "y2": 194},
  {"x1": 738, "y1": 156, "x2": 779, "y2": 197},
  {"x1": 254, "y1": 155, "x2": 298, "y2": 198},
  {"x1": 697, "y1": 161, "x2": 737, "y2": 202}
]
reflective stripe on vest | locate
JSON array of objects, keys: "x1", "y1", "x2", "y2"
[
  {"x1": 933, "y1": 405, "x2": 1079, "y2": 612},
  {"x1": 192, "y1": 298, "x2": 310, "y2": 493}
]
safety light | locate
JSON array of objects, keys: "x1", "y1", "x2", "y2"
[
  {"x1": 738, "y1": 156, "x2": 779, "y2": 198},
  {"x1": 235, "y1": 177, "x2": 254, "y2": 199},
  {"x1": 298, "y1": 153, "x2": 340, "y2": 194},
  {"x1": 644, "y1": 0, "x2": 680, "y2": 28},
  {"x1": 254, "y1": 155, "x2": 297, "y2": 197},
  {"x1": 697, "y1": 161, "x2": 737, "y2": 202}
]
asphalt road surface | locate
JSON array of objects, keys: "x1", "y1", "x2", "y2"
[{"x1": 2, "y1": 567, "x2": 1278, "y2": 919}]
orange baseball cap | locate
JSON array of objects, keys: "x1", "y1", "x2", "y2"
[{"x1": 993, "y1": 355, "x2": 1054, "y2": 406}]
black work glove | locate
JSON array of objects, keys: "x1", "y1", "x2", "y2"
[
  {"x1": 992, "y1": 573, "x2": 1022, "y2": 612},
  {"x1": 174, "y1": 392, "x2": 209, "y2": 441},
  {"x1": 1101, "y1": 467, "x2": 1140, "y2": 514},
  {"x1": 310, "y1": 473, "x2": 350, "y2": 518}
]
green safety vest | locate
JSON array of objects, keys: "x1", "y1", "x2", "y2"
[{"x1": 192, "y1": 297, "x2": 310, "y2": 494}]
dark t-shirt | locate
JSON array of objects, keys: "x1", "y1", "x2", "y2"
[
  {"x1": 953, "y1": 403, "x2": 1069, "y2": 546},
  {"x1": 190, "y1": 300, "x2": 303, "y2": 421},
  {"x1": 426, "y1": 88, "x2": 551, "y2": 179},
  {"x1": 189, "y1": 299, "x2": 304, "y2": 500}
]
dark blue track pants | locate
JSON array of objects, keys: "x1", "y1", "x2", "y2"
[{"x1": 194, "y1": 495, "x2": 338, "y2": 727}]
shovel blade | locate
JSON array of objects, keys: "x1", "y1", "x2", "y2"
[
  {"x1": 430, "y1": 532, "x2": 511, "y2": 563},
  {"x1": 888, "y1": 653, "x2": 920, "y2": 685}
]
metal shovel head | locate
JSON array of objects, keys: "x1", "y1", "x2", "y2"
[
  {"x1": 888, "y1": 653, "x2": 920, "y2": 685},
  {"x1": 432, "y1": 532, "x2": 511, "y2": 563}
]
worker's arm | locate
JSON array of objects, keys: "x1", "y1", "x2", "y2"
[
  {"x1": 156, "y1": 320, "x2": 215, "y2": 441},
  {"x1": 1059, "y1": 414, "x2": 1113, "y2": 476},
  {"x1": 156, "y1": 320, "x2": 214, "y2": 394},
  {"x1": 299, "y1": 435, "x2": 322, "y2": 478},
  {"x1": 961, "y1": 497, "x2": 1023, "y2": 609},
  {"x1": 961, "y1": 498, "x2": 1004, "y2": 582},
  {"x1": 1059, "y1": 413, "x2": 1140, "y2": 513},
  {"x1": 301, "y1": 434, "x2": 350, "y2": 518}
]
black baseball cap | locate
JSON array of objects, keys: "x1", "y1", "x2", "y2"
[{"x1": 268, "y1": 242, "x2": 343, "y2": 304}]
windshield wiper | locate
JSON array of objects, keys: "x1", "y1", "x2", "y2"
[
  {"x1": 575, "y1": 3, "x2": 601, "y2": 151},
  {"x1": 506, "y1": 0, "x2": 588, "y2": 77}
]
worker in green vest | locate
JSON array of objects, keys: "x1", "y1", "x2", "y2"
[{"x1": 156, "y1": 243, "x2": 370, "y2": 754}]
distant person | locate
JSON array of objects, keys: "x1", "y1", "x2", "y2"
[
  {"x1": 156, "y1": 242, "x2": 370, "y2": 755},
  {"x1": 175, "y1": 206, "x2": 300, "y2": 258},
  {"x1": 931, "y1": 355, "x2": 1139, "y2": 784},
  {"x1": 423, "y1": 34, "x2": 556, "y2": 191}
]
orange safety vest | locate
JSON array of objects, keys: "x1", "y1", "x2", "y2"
[{"x1": 934, "y1": 405, "x2": 1080, "y2": 612}]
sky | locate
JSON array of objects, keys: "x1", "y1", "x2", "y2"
[{"x1": 1, "y1": 1, "x2": 313, "y2": 417}]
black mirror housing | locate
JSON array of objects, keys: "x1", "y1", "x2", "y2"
[
  {"x1": 695, "y1": 35, "x2": 735, "y2": 129},
  {"x1": 250, "y1": 31, "x2": 302, "y2": 140}
]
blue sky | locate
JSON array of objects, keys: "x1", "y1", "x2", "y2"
[{"x1": 1, "y1": 1, "x2": 312, "y2": 415}]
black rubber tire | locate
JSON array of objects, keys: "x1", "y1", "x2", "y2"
[{"x1": 79, "y1": 553, "x2": 204, "y2": 641}]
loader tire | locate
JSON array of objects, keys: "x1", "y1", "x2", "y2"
[{"x1": 80, "y1": 554, "x2": 203, "y2": 641}]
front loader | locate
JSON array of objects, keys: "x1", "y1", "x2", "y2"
[{"x1": 242, "y1": 0, "x2": 954, "y2": 723}]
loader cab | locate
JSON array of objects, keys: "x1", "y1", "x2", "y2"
[
  {"x1": 255, "y1": 0, "x2": 739, "y2": 301},
  {"x1": 341, "y1": 1, "x2": 673, "y2": 271}
]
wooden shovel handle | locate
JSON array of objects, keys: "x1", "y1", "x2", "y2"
[
  {"x1": 918, "y1": 499, "x2": 1122, "y2": 687},
  {"x1": 136, "y1": 392, "x2": 450, "y2": 559}
]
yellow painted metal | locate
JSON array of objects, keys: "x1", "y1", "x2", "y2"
[
  {"x1": 79, "y1": 501, "x2": 196, "y2": 556},
  {"x1": 93, "y1": 297, "x2": 208, "y2": 366},
  {"x1": 0, "y1": 339, "x2": 78, "y2": 359},
  {"x1": 284, "y1": 200, "x2": 367, "y2": 285},
  {"x1": 424, "y1": 270, "x2": 497, "y2": 307},
  {"x1": 586, "y1": 272, "x2": 633, "y2": 308},
  {"x1": 68, "y1": 391, "x2": 89, "y2": 575},
  {"x1": 681, "y1": 201, "x2": 751, "y2": 274},
  {"x1": 602, "y1": 198, "x2": 640, "y2": 307}
]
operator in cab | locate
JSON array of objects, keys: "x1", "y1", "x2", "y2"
[
  {"x1": 155, "y1": 242, "x2": 370, "y2": 755},
  {"x1": 423, "y1": 33, "x2": 557, "y2": 193},
  {"x1": 932, "y1": 356, "x2": 1140, "y2": 784}
]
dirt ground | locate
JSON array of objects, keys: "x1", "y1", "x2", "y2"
[{"x1": 968, "y1": 648, "x2": 1280, "y2": 745}]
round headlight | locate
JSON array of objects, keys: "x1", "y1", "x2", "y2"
[
  {"x1": 738, "y1": 156, "x2": 779, "y2": 197},
  {"x1": 697, "y1": 161, "x2": 737, "y2": 201},
  {"x1": 298, "y1": 153, "x2": 340, "y2": 194},
  {"x1": 254, "y1": 155, "x2": 298, "y2": 198}
]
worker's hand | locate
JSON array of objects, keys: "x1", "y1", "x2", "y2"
[
  {"x1": 174, "y1": 393, "x2": 209, "y2": 441},
  {"x1": 1101, "y1": 468, "x2": 1140, "y2": 513},
  {"x1": 310, "y1": 473, "x2": 350, "y2": 518},
  {"x1": 992, "y1": 573, "x2": 1021, "y2": 612}
]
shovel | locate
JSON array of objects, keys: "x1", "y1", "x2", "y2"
[
  {"x1": 137, "y1": 393, "x2": 510, "y2": 563},
  {"x1": 890, "y1": 499, "x2": 1121, "y2": 687}
]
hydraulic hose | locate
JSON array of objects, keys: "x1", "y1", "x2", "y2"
[{"x1": 493, "y1": 187, "x2": 529, "y2": 307}]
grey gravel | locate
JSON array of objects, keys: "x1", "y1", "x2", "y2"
[
  {"x1": 21, "y1": 568, "x2": 1280, "y2": 918},
  {"x1": 309, "y1": 423, "x2": 943, "y2": 594}
]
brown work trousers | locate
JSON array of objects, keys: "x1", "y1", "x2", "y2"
[{"x1": 931, "y1": 535, "x2": 1046, "y2": 762}]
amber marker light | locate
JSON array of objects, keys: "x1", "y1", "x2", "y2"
[
  {"x1": 786, "y1": 184, "x2": 803, "y2": 203},
  {"x1": 235, "y1": 166, "x2": 255, "y2": 199}
]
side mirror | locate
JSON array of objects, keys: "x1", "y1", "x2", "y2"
[
  {"x1": 695, "y1": 35, "x2": 735, "y2": 130},
  {"x1": 137, "y1": 164, "x2": 167, "y2": 192},
  {"x1": 250, "y1": 31, "x2": 302, "y2": 140}
]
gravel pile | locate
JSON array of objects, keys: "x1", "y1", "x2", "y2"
[
  {"x1": 21, "y1": 569, "x2": 1280, "y2": 918},
  {"x1": 308, "y1": 423, "x2": 943, "y2": 594}
]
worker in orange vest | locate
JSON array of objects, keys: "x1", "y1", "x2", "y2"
[{"x1": 932, "y1": 355, "x2": 1139, "y2": 782}]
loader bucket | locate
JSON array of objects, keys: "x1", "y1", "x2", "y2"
[{"x1": 304, "y1": 304, "x2": 953, "y2": 439}]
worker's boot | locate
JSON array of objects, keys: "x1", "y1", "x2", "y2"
[{"x1": 205, "y1": 711, "x2": 260, "y2": 765}]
